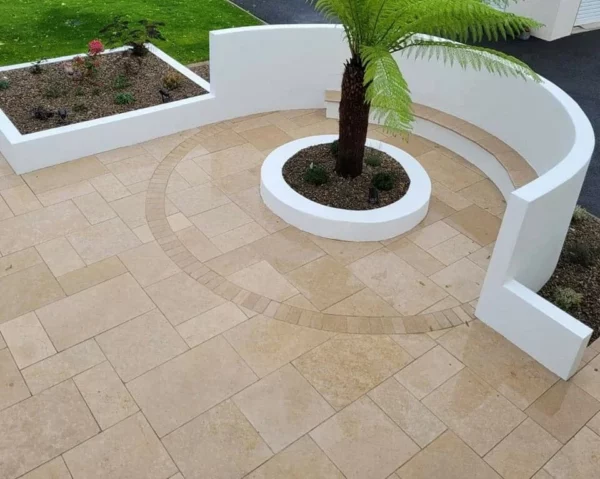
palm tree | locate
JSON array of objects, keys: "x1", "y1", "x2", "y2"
[{"x1": 312, "y1": 0, "x2": 541, "y2": 177}]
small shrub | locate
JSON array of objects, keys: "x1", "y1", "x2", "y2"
[
  {"x1": 72, "y1": 55, "x2": 100, "y2": 78},
  {"x1": 31, "y1": 106, "x2": 54, "y2": 121},
  {"x1": 365, "y1": 153, "x2": 382, "y2": 167},
  {"x1": 88, "y1": 39, "x2": 105, "y2": 56},
  {"x1": 304, "y1": 162, "x2": 329, "y2": 186},
  {"x1": 30, "y1": 58, "x2": 46, "y2": 75},
  {"x1": 330, "y1": 140, "x2": 339, "y2": 157},
  {"x1": 573, "y1": 205, "x2": 588, "y2": 223},
  {"x1": 162, "y1": 71, "x2": 183, "y2": 90},
  {"x1": 566, "y1": 241, "x2": 599, "y2": 267},
  {"x1": 0, "y1": 78, "x2": 9, "y2": 90},
  {"x1": 553, "y1": 286, "x2": 583, "y2": 312},
  {"x1": 113, "y1": 74, "x2": 131, "y2": 90},
  {"x1": 100, "y1": 17, "x2": 166, "y2": 57},
  {"x1": 114, "y1": 92, "x2": 135, "y2": 105},
  {"x1": 372, "y1": 171, "x2": 395, "y2": 191}
]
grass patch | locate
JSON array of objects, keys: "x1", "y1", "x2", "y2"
[{"x1": 0, "y1": 0, "x2": 262, "y2": 66}]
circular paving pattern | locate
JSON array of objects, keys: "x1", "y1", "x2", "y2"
[{"x1": 144, "y1": 112, "x2": 505, "y2": 334}]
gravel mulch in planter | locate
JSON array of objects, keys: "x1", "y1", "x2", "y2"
[
  {"x1": 282, "y1": 143, "x2": 410, "y2": 210},
  {"x1": 188, "y1": 62, "x2": 210, "y2": 82},
  {"x1": 539, "y1": 212, "x2": 600, "y2": 341},
  {"x1": 0, "y1": 51, "x2": 207, "y2": 134}
]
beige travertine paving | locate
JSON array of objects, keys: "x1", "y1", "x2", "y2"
[{"x1": 0, "y1": 110, "x2": 596, "y2": 479}]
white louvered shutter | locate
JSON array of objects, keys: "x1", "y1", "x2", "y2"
[{"x1": 575, "y1": 0, "x2": 600, "y2": 26}]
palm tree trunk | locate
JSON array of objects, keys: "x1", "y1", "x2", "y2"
[{"x1": 337, "y1": 54, "x2": 370, "y2": 178}]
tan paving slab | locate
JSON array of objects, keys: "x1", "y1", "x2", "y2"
[
  {"x1": 311, "y1": 396, "x2": 419, "y2": 479},
  {"x1": 430, "y1": 258, "x2": 486, "y2": 303},
  {"x1": 407, "y1": 220, "x2": 460, "y2": 250},
  {"x1": 176, "y1": 226, "x2": 222, "y2": 262},
  {"x1": 145, "y1": 272, "x2": 225, "y2": 325},
  {"x1": 74, "y1": 361, "x2": 138, "y2": 429},
  {"x1": 572, "y1": 353, "x2": 600, "y2": 402},
  {"x1": 0, "y1": 312, "x2": 56, "y2": 369},
  {"x1": 205, "y1": 244, "x2": 262, "y2": 276},
  {"x1": 587, "y1": 410, "x2": 600, "y2": 435},
  {"x1": 118, "y1": 241, "x2": 180, "y2": 287},
  {"x1": 105, "y1": 153, "x2": 159, "y2": 185},
  {"x1": 56, "y1": 255, "x2": 127, "y2": 295},
  {"x1": 174, "y1": 159, "x2": 211, "y2": 186},
  {"x1": 36, "y1": 180, "x2": 97, "y2": 207},
  {"x1": 240, "y1": 125, "x2": 293, "y2": 151},
  {"x1": 19, "y1": 457, "x2": 72, "y2": 479},
  {"x1": 36, "y1": 273, "x2": 154, "y2": 351},
  {"x1": 96, "y1": 309, "x2": 188, "y2": 382},
  {"x1": 67, "y1": 217, "x2": 141, "y2": 264},
  {"x1": 176, "y1": 301, "x2": 248, "y2": 347},
  {"x1": 234, "y1": 364, "x2": 334, "y2": 452},
  {"x1": 293, "y1": 334, "x2": 412, "y2": 410},
  {"x1": 64, "y1": 412, "x2": 177, "y2": 479},
  {"x1": 397, "y1": 431, "x2": 501, "y2": 479},
  {"x1": 324, "y1": 289, "x2": 400, "y2": 317},
  {"x1": 212, "y1": 165, "x2": 261, "y2": 195},
  {"x1": 1, "y1": 184, "x2": 42, "y2": 215},
  {"x1": 168, "y1": 183, "x2": 230, "y2": 217},
  {"x1": 0, "y1": 348, "x2": 30, "y2": 410},
  {"x1": 96, "y1": 144, "x2": 147, "y2": 164},
  {"x1": 163, "y1": 400, "x2": 272, "y2": 479},
  {"x1": 0, "y1": 201, "x2": 88, "y2": 255},
  {"x1": 423, "y1": 369, "x2": 526, "y2": 456},
  {"x1": 389, "y1": 333, "x2": 436, "y2": 359},
  {"x1": 127, "y1": 335, "x2": 257, "y2": 436},
  {"x1": 89, "y1": 174, "x2": 130, "y2": 202},
  {"x1": 166, "y1": 171, "x2": 191, "y2": 195},
  {"x1": 543, "y1": 427, "x2": 600, "y2": 479},
  {"x1": 195, "y1": 143, "x2": 264, "y2": 178},
  {"x1": 36, "y1": 237, "x2": 85, "y2": 277},
  {"x1": 167, "y1": 212, "x2": 193, "y2": 231},
  {"x1": 229, "y1": 260, "x2": 299, "y2": 303},
  {"x1": 484, "y1": 418, "x2": 560, "y2": 479},
  {"x1": 0, "y1": 247, "x2": 42, "y2": 279},
  {"x1": 0, "y1": 195, "x2": 13, "y2": 220},
  {"x1": 0, "y1": 263, "x2": 65, "y2": 324},
  {"x1": 231, "y1": 186, "x2": 287, "y2": 233},
  {"x1": 307, "y1": 235, "x2": 382, "y2": 265},
  {"x1": 224, "y1": 315, "x2": 332, "y2": 377},
  {"x1": 0, "y1": 381, "x2": 98, "y2": 479},
  {"x1": 369, "y1": 378, "x2": 447, "y2": 448},
  {"x1": 387, "y1": 238, "x2": 445, "y2": 275},
  {"x1": 110, "y1": 191, "x2": 177, "y2": 229},
  {"x1": 198, "y1": 129, "x2": 246, "y2": 154},
  {"x1": 431, "y1": 181, "x2": 473, "y2": 211},
  {"x1": 418, "y1": 150, "x2": 483, "y2": 192},
  {"x1": 444, "y1": 205, "x2": 501, "y2": 246},
  {"x1": 21, "y1": 339, "x2": 105, "y2": 394},
  {"x1": 428, "y1": 234, "x2": 480, "y2": 266},
  {"x1": 23, "y1": 156, "x2": 108, "y2": 194},
  {"x1": 73, "y1": 191, "x2": 117, "y2": 224}
]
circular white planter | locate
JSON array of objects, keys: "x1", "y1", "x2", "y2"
[{"x1": 260, "y1": 135, "x2": 431, "y2": 242}]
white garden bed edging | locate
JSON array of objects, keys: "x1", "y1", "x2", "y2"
[
  {"x1": 0, "y1": 46, "x2": 213, "y2": 174},
  {"x1": 260, "y1": 135, "x2": 431, "y2": 242}
]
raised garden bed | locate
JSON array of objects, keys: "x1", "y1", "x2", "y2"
[
  {"x1": 283, "y1": 142, "x2": 410, "y2": 210},
  {"x1": 540, "y1": 208, "x2": 600, "y2": 341}
]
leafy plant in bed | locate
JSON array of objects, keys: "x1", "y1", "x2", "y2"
[{"x1": 0, "y1": 20, "x2": 207, "y2": 135}]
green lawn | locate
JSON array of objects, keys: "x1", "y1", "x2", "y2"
[{"x1": 0, "y1": 0, "x2": 262, "y2": 66}]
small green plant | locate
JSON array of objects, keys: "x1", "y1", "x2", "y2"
[
  {"x1": 572, "y1": 205, "x2": 588, "y2": 223},
  {"x1": 566, "y1": 241, "x2": 599, "y2": 268},
  {"x1": 553, "y1": 286, "x2": 583, "y2": 312},
  {"x1": 43, "y1": 82, "x2": 65, "y2": 99},
  {"x1": 162, "y1": 71, "x2": 183, "y2": 90},
  {"x1": 114, "y1": 92, "x2": 135, "y2": 105},
  {"x1": 372, "y1": 171, "x2": 395, "y2": 191},
  {"x1": 0, "y1": 78, "x2": 9, "y2": 90},
  {"x1": 113, "y1": 74, "x2": 131, "y2": 90},
  {"x1": 30, "y1": 58, "x2": 46, "y2": 75},
  {"x1": 365, "y1": 153, "x2": 382, "y2": 167},
  {"x1": 330, "y1": 140, "x2": 339, "y2": 157},
  {"x1": 304, "y1": 162, "x2": 329, "y2": 186},
  {"x1": 100, "y1": 17, "x2": 166, "y2": 57}
]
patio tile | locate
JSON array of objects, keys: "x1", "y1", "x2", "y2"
[
  {"x1": 127, "y1": 336, "x2": 257, "y2": 436},
  {"x1": 205, "y1": 244, "x2": 262, "y2": 276},
  {"x1": 67, "y1": 217, "x2": 141, "y2": 264},
  {"x1": 0, "y1": 201, "x2": 88, "y2": 255},
  {"x1": 234, "y1": 364, "x2": 334, "y2": 452},
  {"x1": 444, "y1": 205, "x2": 501, "y2": 246},
  {"x1": 110, "y1": 191, "x2": 177, "y2": 229},
  {"x1": 587, "y1": 410, "x2": 600, "y2": 435},
  {"x1": 118, "y1": 241, "x2": 180, "y2": 286},
  {"x1": 395, "y1": 346, "x2": 464, "y2": 399},
  {"x1": 21, "y1": 339, "x2": 105, "y2": 394},
  {"x1": 430, "y1": 258, "x2": 485, "y2": 303},
  {"x1": 23, "y1": 156, "x2": 107, "y2": 194},
  {"x1": 349, "y1": 250, "x2": 447, "y2": 316},
  {"x1": 387, "y1": 239, "x2": 445, "y2": 275},
  {"x1": 428, "y1": 234, "x2": 480, "y2": 266},
  {"x1": 311, "y1": 396, "x2": 419, "y2": 479},
  {"x1": 0, "y1": 174, "x2": 24, "y2": 191},
  {"x1": 0, "y1": 248, "x2": 42, "y2": 279},
  {"x1": 525, "y1": 381, "x2": 600, "y2": 443},
  {"x1": 166, "y1": 171, "x2": 191, "y2": 195},
  {"x1": 423, "y1": 369, "x2": 526, "y2": 456},
  {"x1": 176, "y1": 302, "x2": 248, "y2": 347},
  {"x1": 224, "y1": 315, "x2": 332, "y2": 377},
  {"x1": 174, "y1": 159, "x2": 211, "y2": 186},
  {"x1": 74, "y1": 361, "x2": 138, "y2": 429},
  {"x1": 431, "y1": 181, "x2": 473, "y2": 211},
  {"x1": 0, "y1": 196, "x2": 13, "y2": 220},
  {"x1": 37, "y1": 273, "x2": 154, "y2": 351},
  {"x1": 397, "y1": 431, "x2": 501, "y2": 479},
  {"x1": 211, "y1": 221, "x2": 269, "y2": 253},
  {"x1": 176, "y1": 226, "x2": 222, "y2": 262},
  {"x1": 287, "y1": 256, "x2": 364, "y2": 310},
  {"x1": 229, "y1": 260, "x2": 298, "y2": 302},
  {"x1": 468, "y1": 243, "x2": 495, "y2": 270},
  {"x1": 198, "y1": 129, "x2": 246, "y2": 153},
  {"x1": 0, "y1": 381, "x2": 98, "y2": 479},
  {"x1": 543, "y1": 427, "x2": 600, "y2": 479},
  {"x1": 240, "y1": 125, "x2": 293, "y2": 151},
  {"x1": 89, "y1": 174, "x2": 130, "y2": 203},
  {"x1": 484, "y1": 418, "x2": 560, "y2": 479},
  {"x1": 142, "y1": 133, "x2": 188, "y2": 160},
  {"x1": 73, "y1": 192, "x2": 116, "y2": 224},
  {"x1": 407, "y1": 221, "x2": 460, "y2": 250},
  {"x1": 191, "y1": 202, "x2": 253, "y2": 238},
  {"x1": 293, "y1": 335, "x2": 412, "y2": 410},
  {"x1": 0, "y1": 263, "x2": 65, "y2": 324},
  {"x1": 387, "y1": 133, "x2": 435, "y2": 157},
  {"x1": 163, "y1": 400, "x2": 272, "y2": 479},
  {"x1": 168, "y1": 183, "x2": 230, "y2": 217},
  {"x1": 36, "y1": 237, "x2": 85, "y2": 277},
  {"x1": 439, "y1": 321, "x2": 560, "y2": 409},
  {"x1": 64, "y1": 412, "x2": 176, "y2": 479},
  {"x1": 56, "y1": 256, "x2": 127, "y2": 295},
  {"x1": 246, "y1": 435, "x2": 344, "y2": 479},
  {"x1": 422, "y1": 295, "x2": 461, "y2": 314},
  {"x1": 95, "y1": 309, "x2": 183, "y2": 380},
  {"x1": 0, "y1": 348, "x2": 30, "y2": 410},
  {"x1": 0, "y1": 312, "x2": 56, "y2": 369},
  {"x1": 307, "y1": 235, "x2": 382, "y2": 265},
  {"x1": 1, "y1": 185, "x2": 42, "y2": 215},
  {"x1": 289, "y1": 110, "x2": 326, "y2": 127},
  {"x1": 572, "y1": 353, "x2": 600, "y2": 401},
  {"x1": 369, "y1": 378, "x2": 446, "y2": 447},
  {"x1": 213, "y1": 165, "x2": 262, "y2": 195},
  {"x1": 96, "y1": 144, "x2": 147, "y2": 164},
  {"x1": 390, "y1": 333, "x2": 436, "y2": 358},
  {"x1": 324, "y1": 289, "x2": 400, "y2": 317},
  {"x1": 146, "y1": 272, "x2": 225, "y2": 325},
  {"x1": 196, "y1": 143, "x2": 263, "y2": 178},
  {"x1": 418, "y1": 150, "x2": 483, "y2": 192},
  {"x1": 19, "y1": 457, "x2": 72, "y2": 479},
  {"x1": 132, "y1": 224, "x2": 154, "y2": 243},
  {"x1": 231, "y1": 186, "x2": 287, "y2": 233},
  {"x1": 458, "y1": 179, "x2": 505, "y2": 213},
  {"x1": 106, "y1": 154, "x2": 159, "y2": 185},
  {"x1": 250, "y1": 227, "x2": 325, "y2": 273}
]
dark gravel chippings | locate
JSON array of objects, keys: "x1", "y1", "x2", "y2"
[
  {"x1": 188, "y1": 62, "x2": 210, "y2": 82},
  {"x1": 0, "y1": 50, "x2": 207, "y2": 135},
  {"x1": 539, "y1": 213, "x2": 600, "y2": 342},
  {"x1": 282, "y1": 143, "x2": 410, "y2": 210}
]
